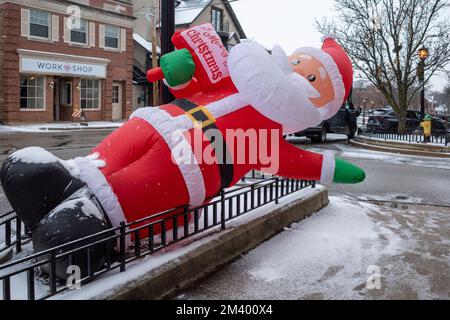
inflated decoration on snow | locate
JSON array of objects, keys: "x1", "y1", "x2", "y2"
[{"x1": 1, "y1": 23, "x2": 365, "y2": 278}]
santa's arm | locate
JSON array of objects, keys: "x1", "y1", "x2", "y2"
[{"x1": 272, "y1": 140, "x2": 366, "y2": 185}]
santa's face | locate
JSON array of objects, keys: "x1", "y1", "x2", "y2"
[{"x1": 288, "y1": 52, "x2": 335, "y2": 109}]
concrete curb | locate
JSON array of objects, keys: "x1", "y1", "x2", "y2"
[
  {"x1": 69, "y1": 186, "x2": 328, "y2": 300},
  {"x1": 351, "y1": 137, "x2": 450, "y2": 158}
]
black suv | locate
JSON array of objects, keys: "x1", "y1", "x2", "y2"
[
  {"x1": 293, "y1": 106, "x2": 360, "y2": 143},
  {"x1": 367, "y1": 110, "x2": 448, "y2": 134}
]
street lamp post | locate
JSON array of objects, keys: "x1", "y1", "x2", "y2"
[
  {"x1": 418, "y1": 47, "x2": 429, "y2": 119},
  {"x1": 363, "y1": 99, "x2": 367, "y2": 125},
  {"x1": 161, "y1": 0, "x2": 175, "y2": 104}
]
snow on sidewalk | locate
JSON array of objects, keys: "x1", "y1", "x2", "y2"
[
  {"x1": 182, "y1": 196, "x2": 450, "y2": 300},
  {"x1": 0, "y1": 122, "x2": 123, "y2": 133}
]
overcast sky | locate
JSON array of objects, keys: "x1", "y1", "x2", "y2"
[{"x1": 230, "y1": 0, "x2": 449, "y2": 92}]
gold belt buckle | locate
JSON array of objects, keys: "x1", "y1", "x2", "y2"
[{"x1": 186, "y1": 105, "x2": 216, "y2": 129}]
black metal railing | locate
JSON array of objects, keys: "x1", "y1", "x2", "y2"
[
  {"x1": 0, "y1": 175, "x2": 315, "y2": 300},
  {"x1": 360, "y1": 131, "x2": 449, "y2": 147},
  {"x1": 0, "y1": 211, "x2": 24, "y2": 256}
]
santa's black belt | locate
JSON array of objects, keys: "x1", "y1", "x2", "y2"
[{"x1": 172, "y1": 99, "x2": 234, "y2": 190}]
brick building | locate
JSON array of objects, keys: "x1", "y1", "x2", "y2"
[{"x1": 0, "y1": 0, "x2": 134, "y2": 124}]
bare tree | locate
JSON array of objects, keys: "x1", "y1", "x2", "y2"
[{"x1": 317, "y1": 0, "x2": 450, "y2": 132}]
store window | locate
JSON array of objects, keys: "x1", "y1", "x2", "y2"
[
  {"x1": 71, "y1": 19, "x2": 88, "y2": 44},
  {"x1": 20, "y1": 75, "x2": 45, "y2": 110},
  {"x1": 211, "y1": 8, "x2": 222, "y2": 31},
  {"x1": 29, "y1": 9, "x2": 50, "y2": 39},
  {"x1": 112, "y1": 85, "x2": 119, "y2": 103},
  {"x1": 105, "y1": 25, "x2": 119, "y2": 49},
  {"x1": 81, "y1": 79, "x2": 100, "y2": 110}
]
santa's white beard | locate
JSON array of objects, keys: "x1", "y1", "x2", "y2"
[{"x1": 228, "y1": 42, "x2": 327, "y2": 135}]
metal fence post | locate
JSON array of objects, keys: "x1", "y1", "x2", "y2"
[
  {"x1": 49, "y1": 252, "x2": 57, "y2": 295},
  {"x1": 275, "y1": 177, "x2": 279, "y2": 204},
  {"x1": 119, "y1": 221, "x2": 126, "y2": 272},
  {"x1": 15, "y1": 218, "x2": 22, "y2": 253},
  {"x1": 220, "y1": 190, "x2": 226, "y2": 230}
]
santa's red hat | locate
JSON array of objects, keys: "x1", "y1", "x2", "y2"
[
  {"x1": 320, "y1": 35, "x2": 353, "y2": 102},
  {"x1": 294, "y1": 35, "x2": 353, "y2": 119}
]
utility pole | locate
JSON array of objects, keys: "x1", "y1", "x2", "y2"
[
  {"x1": 148, "y1": 14, "x2": 159, "y2": 106},
  {"x1": 160, "y1": 0, "x2": 175, "y2": 104}
]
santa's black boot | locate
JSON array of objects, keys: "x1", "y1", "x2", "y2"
[
  {"x1": 0, "y1": 147, "x2": 84, "y2": 230},
  {"x1": 33, "y1": 186, "x2": 114, "y2": 279}
]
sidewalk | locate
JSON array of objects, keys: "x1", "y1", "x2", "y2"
[
  {"x1": 352, "y1": 135, "x2": 450, "y2": 158},
  {"x1": 0, "y1": 121, "x2": 124, "y2": 133}
]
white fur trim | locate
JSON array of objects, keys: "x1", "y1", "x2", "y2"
[
  {"x1": 207, "y1": 93, "x2": 249, "y2": 119},
  {"x1": 228, "y1": 43, "x2": 322, "y2": 135},
  {"x1": 294, "y1": 46, "x2": 346, "y2": 121},
  {"x1": 320, "y1": 150, "x2": 335, "y2": 186},
  {"x1": 73, "y1": 156, "x2": 131, "y2": 248},
  {"x1": 163, "y1": 79, "x2": 192, "y2": 91},
  {"x1": 321, "y1": 34, "x2": 337, "y2": 42},
  {"x1": 130, "y1": 108, "x2": 206, "y2": 207}
]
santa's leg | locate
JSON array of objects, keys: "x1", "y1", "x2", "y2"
[{"x1": 0, "y1": 147, "x2": 113, "y2": 279}]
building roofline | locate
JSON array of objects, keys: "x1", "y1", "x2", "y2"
[
  {"x1": 221, "y1": 0, "x2": 246, "y2": 39},
  {"x1": 175, "y1": 0, "x2": 213, "y2": 26}
]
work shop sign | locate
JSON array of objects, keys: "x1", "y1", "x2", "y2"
[{"x1": 20, "y1": 57, "x2": 106, "y2": 78}]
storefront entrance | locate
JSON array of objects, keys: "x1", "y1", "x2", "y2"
[
  {"x1": 112, "y1": 82, "x2": 123, "y2": 121},
  {"x1": 53, "y1": 77, "x2": 73, "y2": 121}
]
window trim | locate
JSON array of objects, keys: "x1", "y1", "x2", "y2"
[
  {"x1": 69, "y1": 18, "x2": 89, "y2": 46},
  {"x1": 80, "y1": 78, "x2": 102, "y2": 111},
  {"x1": 28, "y1": 9, "x2": 51, "y2": 41},
  {"x1": 112, "y1": 84, "x2": 120, "y2": 104},
  {"x1": 19, "y1": 74, "x2": 46, "y2": 111},
  {"x1": 211, "y1": 6, "x2": 224, "y2": 31},
  {"x1": 104, "y1": 24, "x2": 120, "y2": 50}
]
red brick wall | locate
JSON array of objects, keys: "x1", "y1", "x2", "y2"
[{"x1": 0, "y1": 2, "x2": 134, "y2": 123}]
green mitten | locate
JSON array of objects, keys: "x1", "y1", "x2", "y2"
[
  {"x1": 333, "y1": 157, "x2": 366, "y2": 184},
  {"x1": 160, "y1": 49, "x2": 196, "y2": 87}
]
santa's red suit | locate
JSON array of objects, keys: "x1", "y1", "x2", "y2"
[{"x1": 71, "y1": 24, "x2": 353, "y2": 236}]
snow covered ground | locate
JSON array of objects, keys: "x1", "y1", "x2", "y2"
[
  {"x1": 0, "y1": 122, "x2": 123, "y2": 133},
  {"x1": 182, "y1": 196, "x2": 450, "y2": 300}
]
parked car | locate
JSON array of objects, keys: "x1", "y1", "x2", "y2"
[
  {"x1": 368, "y1": 109, "x2": 390, "y2": 116},
  {"x1": 436, "y1": 115, "x2": 450, "y2": 123},
  {"x1": 366, "y1": 110, "x2": 421, "y2": 133},
  {"x1": 293, "y1": 106, "x2": 360, "y2": 143},
  {"x1": 367, "y1": 109, "x2": 449, "y2": 134}
]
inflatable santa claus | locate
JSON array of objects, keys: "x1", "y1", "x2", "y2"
[{"x1": 1, "y1": 23, "x2": 365, "y2": 277}]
